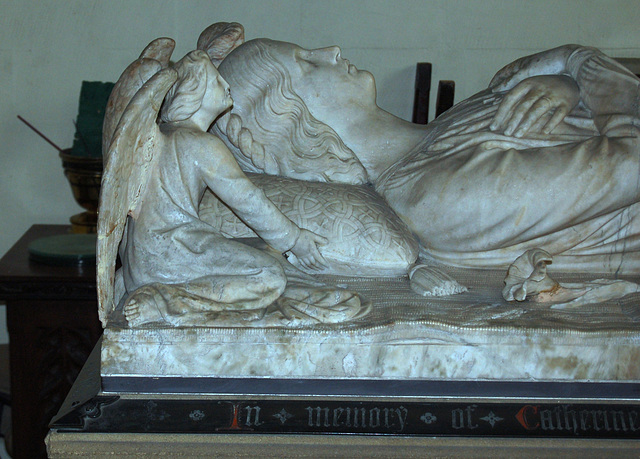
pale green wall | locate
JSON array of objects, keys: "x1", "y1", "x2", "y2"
[{"x1": 0, "y1": 0, "x2": 639, "y2": 276}]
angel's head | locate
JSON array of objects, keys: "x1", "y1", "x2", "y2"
[{"x1": 161, "y1": 50, "x2": 232, "y2": 126}]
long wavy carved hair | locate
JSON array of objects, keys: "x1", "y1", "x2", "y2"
[
  {"x1": 161, "y1": 50, "x2": 211, "y2": 123},
  {"x1": 212, "y1": 39, "x2": 367, "y2": 184}
]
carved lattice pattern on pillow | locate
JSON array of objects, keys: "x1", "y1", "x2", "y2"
[{"x1": 199, "y1": 174, "x2": 419, "y2": 276}]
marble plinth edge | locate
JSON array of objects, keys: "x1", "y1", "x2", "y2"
[
  {"x1": 101, "y1": 321, "x2": 640, "y2": 385},
  {"x1": 101, "y1": 271, "x2": 640, "y2": 391}
]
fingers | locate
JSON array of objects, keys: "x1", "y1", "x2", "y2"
[
  {"x1": 302, "y1": 230, "x2": 328, "y2": 269},
  {"x1": 296, "y1": 256, "x2": 313, "y2": 271},
  {"x1": 312, "y1": 233, "x2": 328, "y2": 246},
  {"x1": 510, "y1": 96, "x2": 553, "y2": 137},
  {"x1": 304, "y1": 244, "x2": 328, "y2": 270},
  {"x1": 503, "y1": 96, "x2": 544, "y2": 137},
  {"x1": 298, "y1": 253, "x2": 326, "y2": 271},
  {"x1": 542, "y1": 105, "x2": 569, "y2": 134},
  {"x1": 490, "y1": 83, "x2": 530, "y2": 132},
  {"x1": 504, "y1": 96, "x2": 567, "y2": 138},
  {"x1": 289, "y1": 230, "x2": 329, "y2": 271},
  {"x1": 491, "y1": 88, "x2": 558, "y2": 137},
  {"x1": 491, "y1": 75, "x2": 579, "y2": 138},
  {"x1": 287, "y1": 251, "x2": 313, "y2": 272}
]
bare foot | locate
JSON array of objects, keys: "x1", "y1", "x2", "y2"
[
  {"x1": 409, "y1": 264, "x2": 467, "y2": 297},
  {"x1": 123, "y1": 285, "x2": 170, "y2": 327},
  {"x1": 123, "y1": 283, "x2": 264, "y2": 327}
]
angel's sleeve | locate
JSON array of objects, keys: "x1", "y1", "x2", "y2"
[{"x1": 193, "y1": 134, "x2": 301, "y2": 253}]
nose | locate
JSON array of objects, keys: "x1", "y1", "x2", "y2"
[
  {"x1": 314, "y1": 46, "x2": 342, "y2": 63},
  {"x1": 217, "y1": 75, "x2": 231, "y2": 92},
  {"x1": 327, "y1": 46, "x2": 341, "y2": 62}
]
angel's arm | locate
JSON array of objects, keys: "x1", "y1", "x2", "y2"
[{"x1": 192, "y1": 133, "x2": 327, "y2": 268}]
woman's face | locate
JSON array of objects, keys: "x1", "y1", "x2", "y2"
[
  {"x1": 270, "y1": 41, "x2": 377, "y2": 128},
  {"x1": 201, "y1": 65, "x2": 233, "y2": 120}
]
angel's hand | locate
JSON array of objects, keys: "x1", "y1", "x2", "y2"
[
  {"x1": 490, "y1": 75, "x2": 580, "y2": 138},
  {"x1": 287, "y1": 229, "x2": 328, "y2": 271}
]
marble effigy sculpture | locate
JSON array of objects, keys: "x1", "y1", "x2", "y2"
[
  {"x1": 97, "y1": 40, "x2": 370, "y2": 329},
  {"x1": 98, "y1": 22, "x2": 640, "y2": 383},
  {"x1": 202, "y1": 24, "x2": 640, "y2": 284},
  {"x1": 197, "y1": 23, "x2": 640, "y2": 307}
]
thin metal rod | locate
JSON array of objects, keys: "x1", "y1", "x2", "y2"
[{"x1": 17, "y1": 115, "x2": 64, "y2": 152}]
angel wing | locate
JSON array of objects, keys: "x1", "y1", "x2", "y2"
[
  {"x1": 197, "y1": 22, "x2": 244, "y2": 67},
  {"x1": 97, "y1": 67, "x2": 178, "y2": 326},
  {"x1": 102, "y1": 38, "x2": 175, "y2": 160}
]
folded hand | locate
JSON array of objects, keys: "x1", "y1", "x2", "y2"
[{"x1": 490, "y1": 75, "x2": 580, "y2": 138}]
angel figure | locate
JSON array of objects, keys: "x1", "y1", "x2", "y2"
[{"x1": 97, "y1": 45, "x2": 366, "y2": 328}]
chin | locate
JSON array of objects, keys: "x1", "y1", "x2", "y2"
[
  {"x1": 218, "y1": 99, "x2": 233, "y2": 115},
  {"x1": 357, "y1": 70, "x2": 377, "y2": 101}
]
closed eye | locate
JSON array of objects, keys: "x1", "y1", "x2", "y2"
[{"x1": 298, "y1": 58, "x2": 319, "y2": 72}]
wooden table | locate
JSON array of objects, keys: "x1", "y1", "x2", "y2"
[{"x1": 0, "y1": 225, "x2": 102, "y2": 459}]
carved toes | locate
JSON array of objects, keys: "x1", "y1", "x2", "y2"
[{"x1": 409, "y1": 265, "x2": 467, "y2": 297}]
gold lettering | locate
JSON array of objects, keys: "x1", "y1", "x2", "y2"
[
  {"x1": 612, "y1": 411, "x2": 628, "y2": 432},
  {"x1": 333, "y1": 407, "x2": 344, "y2": 427},
  {"x1": 244, "y1": 405, "x2": 263, "y2": 427},
  {"x1": 540, "y1": 409, "x2": 555, "y2": 430},
  {"x1": 369, "y1": 407, "x2": 381, "y2": 428}
]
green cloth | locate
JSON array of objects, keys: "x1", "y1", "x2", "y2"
[{"x1": 71, "y1": 81, "x2": 114, "y2": 158}]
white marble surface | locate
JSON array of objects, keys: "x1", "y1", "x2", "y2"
[
  {"x1": 101, "y1": 323, "x2": 640, "y2": 381},
  {"x1": 101, "y1": 267, "x2": 640, "y2": 382},
  {"x1": 213, "y1": 37, "x2": 640, "y2": 276},
  {"x1": 97, "y1": 25, "x2": 640, "y2": 384},
  {"x1": 98, "y1": 39, "x2": 370, "y2": 330}
]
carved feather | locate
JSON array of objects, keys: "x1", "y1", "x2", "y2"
[
  {"x1": 97, "y1": 67, "x2": 178, "y2": 326},
  {"x1": 197, "y1": 22, "x2": 244, "y2": 67},
  {"x1": 102, "y1": 38, "x2": 175, "y2": 160}
]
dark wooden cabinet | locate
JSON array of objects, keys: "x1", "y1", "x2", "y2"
[{"x1": 0, "y1": 225, "x2": 102, "y2": 459}]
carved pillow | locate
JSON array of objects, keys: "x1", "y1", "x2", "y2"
[{"x1": 199, "y1": 173, "x2": 419, "y2": 276}]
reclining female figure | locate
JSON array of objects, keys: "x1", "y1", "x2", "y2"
[{"x1": 203, "y1": 31, "x2": 640, "y2": 276}]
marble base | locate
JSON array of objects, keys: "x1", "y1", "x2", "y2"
[
  {"x1": 101, "y1": 268, "x2": 640, "y2": 385},
  {"x1": 51, "y1": 339, "x2": 640, "y2": 457}
]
